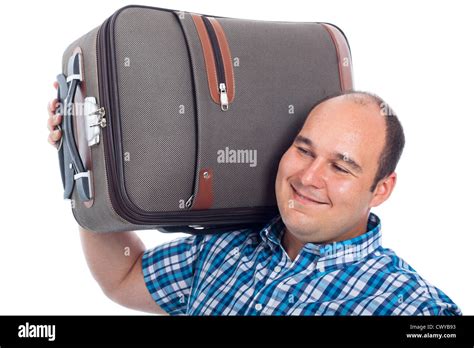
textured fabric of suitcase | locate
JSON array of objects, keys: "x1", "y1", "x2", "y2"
[{"x1": 58, "y1": 5, "x2": 353, "y2": 233}]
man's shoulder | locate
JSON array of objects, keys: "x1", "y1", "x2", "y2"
[{"x1": 363, "y1": 247, "x2": 461, "y2": 315}]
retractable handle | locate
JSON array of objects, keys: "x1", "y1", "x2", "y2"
[{"x1": 57, "y1": 51, "x2": 92, "y2": 202}]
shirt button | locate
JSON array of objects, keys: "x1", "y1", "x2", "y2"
[
  {"x1": 274, "y1": 266, "x2": 281, "y2": 273},
  {"x1": 255, "y1": 303, "x2": 263, "y2": 311}
]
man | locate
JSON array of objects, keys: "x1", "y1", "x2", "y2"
[{"x1": 47, "y1": 88, "x2": 461, "y2": 315}]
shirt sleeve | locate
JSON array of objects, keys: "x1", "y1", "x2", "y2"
[
  {"x1": 410, "y1": 285, "x2": 462, "y2": 316},
  {"x1": 142, "y1": 234, "x2": 206, "y2": 315},
  {"x1": 415, "y1": 297, "x2": 462, "y2": 316}
]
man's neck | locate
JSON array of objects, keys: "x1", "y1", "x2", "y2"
[{"x1": 281, "y1": 229, "x2": 306, "y2": 262}]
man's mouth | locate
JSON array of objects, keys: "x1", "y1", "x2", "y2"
[{"x1": 290, "y1": 184, "x2": 329, "y2": 206}]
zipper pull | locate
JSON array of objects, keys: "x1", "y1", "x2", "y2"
[
  {"x1": 96, "y1": 107, "x2": 107, "y2": 128},
  {"x1": 219, "y1": 83, "x2": 229, "y2": 111},
  {"x1": 84, "y1": 97, "x2": 106, "y2": 146},
  {"x1": 89, "y1": 107, "x2": 107, "y2": 128}
]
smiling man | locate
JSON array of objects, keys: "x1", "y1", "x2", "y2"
[
  {"x1": 276, "y1": 91, "x2": 399, "y2": 260},
  {"x1": 48, "y1": 90, "x2": 461, "y2": 315}
]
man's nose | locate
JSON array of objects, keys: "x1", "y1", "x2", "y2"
[{"x1": 300, "y1": 158, "x2": 327, "y2": 188}]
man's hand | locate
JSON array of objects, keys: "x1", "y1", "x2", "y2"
[{"x1": 47, "y1": 82, "x2": 62, "y2": 147}]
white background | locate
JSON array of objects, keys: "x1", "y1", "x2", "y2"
[{"x1": 0, "y1": 0, "x2": 472, "y2": 315}]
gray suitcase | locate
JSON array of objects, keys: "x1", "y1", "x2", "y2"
[{"x1": 57, "y1": 5, "x2": 353, "y2": 233}]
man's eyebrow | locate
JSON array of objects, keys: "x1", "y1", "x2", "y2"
[
  {"x1": 294, "y1": 135, "x2": 313, "y2": 147},
  {"x1": 333, "y1": 152, "x2": 363, "y2": 173}
]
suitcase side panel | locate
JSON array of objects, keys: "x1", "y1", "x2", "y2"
[
  {"x1": 62, "y1": 26, "x2": 146, "y2": 232},
  {"x1": 112, "y1": 8, "x2": 197, "y2": 213}
]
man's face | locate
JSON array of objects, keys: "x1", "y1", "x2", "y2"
[{"x1": 275, "y1": 96, "x2": 391, "y2": 244}]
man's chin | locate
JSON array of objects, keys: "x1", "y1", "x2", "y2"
[{"x1": 281, "y1": 211, "x2": 321, "y2": 238}]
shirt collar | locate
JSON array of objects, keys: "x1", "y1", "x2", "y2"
[{"x1": 259, "y1": 212, "x2": 382, "y2": 268}]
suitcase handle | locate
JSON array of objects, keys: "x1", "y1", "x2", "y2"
[
  {"x1": 57, "y1": 51, "x2": 92, "y2": 202},
  {"x1": 56, "y1": 74, "x2": 74, "y2": 199}
]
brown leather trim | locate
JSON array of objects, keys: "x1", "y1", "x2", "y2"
[
  {"x1": 191, "y1": 168, "x2": 214, "y2": 210},
  {"x1": 321, "y1": 24, "x2": 353, "y2": 91},
  {"x1": 72, "y1": 46, "x2": 94, "y2": 208},
  {"x1": 191, "y1": 14, "x2": 220, "y2": 104},
  {"x1": 208, "y1": 17, "x2": 235, "y2": 103}
]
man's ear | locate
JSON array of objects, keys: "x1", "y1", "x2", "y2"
[{"x1": 369, "y1": 172, "x2": 397, "y2": 208}]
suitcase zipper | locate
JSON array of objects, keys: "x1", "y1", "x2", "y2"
[
  {"x1": 201, "y1": 16, "x2": 228, "y2": 111},
  {"x1": 96, "y1": 9, "x2": 276, "y2": 225}
]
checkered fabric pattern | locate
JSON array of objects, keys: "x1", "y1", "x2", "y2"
[{"x1": 142, "y1": 213, "x2": 461, "y2": 315}]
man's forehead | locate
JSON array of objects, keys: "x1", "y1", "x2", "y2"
[
  {"x1": 298, "y1": 96, "x2": 387, "y2": 167},
  {"x1": 304, "y1": 95, "x2": 386, "y2": 138},
  {"x1": 309, "y1": 94, "x2": 383, "y2": 120}
]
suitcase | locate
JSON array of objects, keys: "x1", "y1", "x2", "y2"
[{"x1": 57, "y1": 5, "x2": 353, "y2": 233}]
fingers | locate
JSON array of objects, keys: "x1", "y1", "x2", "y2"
[
  {"x1": 47, "y1": 113, "x2": 62, "y2": 131},
  {"x1": 48, "y1": 129, "x2": 62, "y2": 146},
  {"x1": 48, "y1": 81, "x2": 62, "y2": 147},
  {"x1": 47, "y1": 98, "x2": 60, "y2": 118}
]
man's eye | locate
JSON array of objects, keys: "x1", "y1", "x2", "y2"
[
  {"x1": 297, "y1": 147, "x2": 311, "y2": 156},
  {"x1": 333, "y1": 164, "x2": 349, "y2": 174}
]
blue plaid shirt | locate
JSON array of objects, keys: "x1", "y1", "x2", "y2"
[{"x1": 142, "y1": 213, "x2": 461, "y2": 315}]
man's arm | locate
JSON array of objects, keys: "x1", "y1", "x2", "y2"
[{"x1": 79, "y1": 227, "x2": 167, "y2": 315}]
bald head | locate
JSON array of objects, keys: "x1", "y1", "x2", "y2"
[{"x1": 307, "y1": 91, "x2": 405, "y2": 191}]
